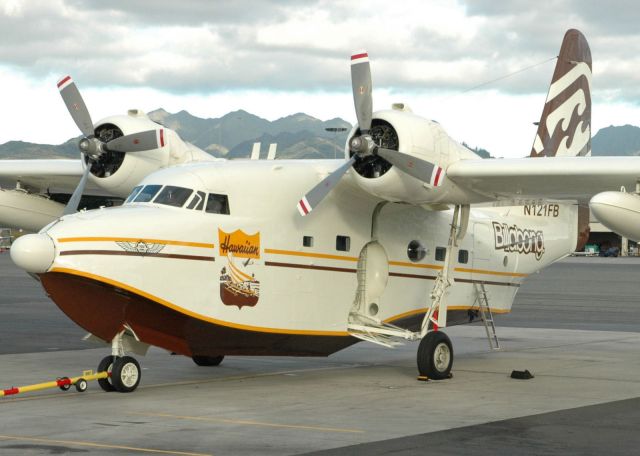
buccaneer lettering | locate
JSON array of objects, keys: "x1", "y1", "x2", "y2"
[{"x1": 492, "y1": 222, "x2": 545, "y2": 260}]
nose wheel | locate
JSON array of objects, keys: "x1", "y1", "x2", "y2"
[
  {"x1": 96, "y1": 355, "x2": 142, "y2": 393},
  {"x1": 417, "y1": 331, "x2": 453, "y2": 380}
]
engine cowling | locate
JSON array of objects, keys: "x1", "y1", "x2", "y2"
[
  {"x1": 346, "y1": 108, "x2": 477, "y2": 204},
  {"x1": 86, "y1": 110, "x2": 212, "y2": 198}
]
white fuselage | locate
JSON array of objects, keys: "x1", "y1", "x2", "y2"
[{"x1": 33, "y1": 160, "x2": 578, "y2": 356}]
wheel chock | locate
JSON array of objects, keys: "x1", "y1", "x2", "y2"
[
  {"x1": 510, "y1": 369, "x2": 534, "y2": 380},
  {"x1": 417, "y1": 375, "x2": 429, "y2": 381},
  {"x1": 1, "y1": 370, "x2": 109, "y2": 398}
]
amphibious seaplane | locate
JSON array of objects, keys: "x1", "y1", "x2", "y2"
[{"x1": 10, "y1": 29, "x2": 640, "y2": 393}]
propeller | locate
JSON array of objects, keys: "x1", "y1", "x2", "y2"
[
  {"x1": 57, "y1": 75, "x2": 166, "y2": 214},
  {"x1": 296, "y1": 51, "x2": 444, "y2": 216}
]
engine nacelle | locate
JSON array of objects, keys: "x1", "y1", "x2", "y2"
[
  {"x1": 87, "y1": 109, "x2": 213, "y2": 198},
  {"x1": 0, "y1": 188, "x2": 63, "y2": 232},
  {"x1": 346, "y1": 108, "x2": 477, "y2": 204},
  {"x1": 590, "y1": 191, "x2": 640, "y2": 241}
]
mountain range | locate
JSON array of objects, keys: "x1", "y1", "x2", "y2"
[
  {"x1": 0, "y1": 109, "x2": 352, "y2": 161},
  {"x1": 0, "y1": 109, "x2": 639, "y2": 160}
]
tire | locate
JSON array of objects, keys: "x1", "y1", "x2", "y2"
[
  {"x1": 97, "y1": 356, "x2": 116, "y2": 392},
  {"x1": 192, "y1": 355, "x2": 225, "y2": 367},
  {"x1": 58, "y1": 377, "x2": 71, "y2": 391},
  {"x1": 111, "y1": 356, "x2": 141, "y2": 393},
  {"x1": 75, "y1": 378, "x2": 88, "y2": 392},
  {"x1": 417, "y1": 331, "x2": 453, "y2": 380}
]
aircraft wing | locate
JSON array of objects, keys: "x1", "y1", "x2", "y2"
[
  {"x1": 446, "y1": 156, "x2": 640, "y2": 204},
  {"x1": 0, "y1": 159, "x2": 102, "y2": 194}
]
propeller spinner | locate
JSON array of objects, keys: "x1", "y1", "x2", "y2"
[
  {"x1": 296, "y1": 51, "x2": 444, "y2": 216},
  {"x1": 57, "y1": 76, "x2": 165, "y2": 214}
]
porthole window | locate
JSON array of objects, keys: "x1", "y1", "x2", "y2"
[
  {"x1": 303, "y1": 236, "x2": 314, "y2": 247},
  {"x1": 435, "y1": 247, "x2": 446, "y2": 262},
  {"x1": 407, "y1": 240, "x2": 427, "y2": 262},
  {"x1": 458, "y1": 249, "x2": 469, "y2": 264}
]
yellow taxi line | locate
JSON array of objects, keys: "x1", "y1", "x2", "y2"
[
  {"x1": 0, "y1": 434, "x2": 210, "y2": 456},
  {"x1": 128, "y1": 411, "x2": 365, "y2": 434}
]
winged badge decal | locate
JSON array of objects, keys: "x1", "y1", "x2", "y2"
[{"x1": 116, "y1": 241, "x2": 166, "y2": 255}]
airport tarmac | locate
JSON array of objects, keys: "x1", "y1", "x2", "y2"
[{"x1": 0, "y1": 253, "x2": 639, "y2": 455}]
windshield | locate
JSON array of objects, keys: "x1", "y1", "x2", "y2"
[
  {"x1": 125, "y1": 185, "x2": 143, "y2": 203},
  {"x1": 133, "y1": 185, "x2": 162, "y2": 203},
  {"x1": 153, "y1": 186, "x2": 193, "y2": 208}
]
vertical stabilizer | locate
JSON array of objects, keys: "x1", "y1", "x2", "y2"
[{"x1": 530, "y1": 29, "x2": 592, "y2": 157}]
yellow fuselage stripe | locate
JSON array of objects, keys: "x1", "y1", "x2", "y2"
[
  {"x1": 55, "y1": 241, "x2": 526, "y2": 279},
  {"x1": 57, "y1": 237, "x2": 215, "y2": 249},
  {"x1": 264, "y1": 248, "x2": 358, "y2": 262}
]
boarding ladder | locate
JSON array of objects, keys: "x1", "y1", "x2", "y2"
[{"x1": 474, "y1": 282, "x2": 500, "y2": 350}]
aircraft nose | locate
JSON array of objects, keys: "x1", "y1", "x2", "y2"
[{"x1": 10, "y1": 233, "x2": 55, "y2": 273}]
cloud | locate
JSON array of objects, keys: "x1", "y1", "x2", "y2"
[{"x1": 0, "y1": 0, "x2": 638, "y2": 102}]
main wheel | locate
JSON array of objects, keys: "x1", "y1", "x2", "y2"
[
  {"x1": 417, "y1": 331, "x2": 453, "y2": 380},
  {"x1": 97, "y1": 355, "x2": 116, "y2": 392},
  {"x1": 111, "y1": 356, "x2": 141, "y2": 393},
  {"x1": 192, "y1": 355, "x2": 225, "y2": 366}
]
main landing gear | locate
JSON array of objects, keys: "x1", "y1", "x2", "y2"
[
  {"x1": 97, "y1": 330, "x2": 142, "y2": 393},
  {"x1": 348, "y1": 204, "x2": 470, "y2": 380},
  {"x1": 417, "y1": 331, "x2": 453, "y2": 380}
]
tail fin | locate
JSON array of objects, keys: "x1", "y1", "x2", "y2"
[{"x1": 530, "y1": 29, "x2": 592, "y2": 157}]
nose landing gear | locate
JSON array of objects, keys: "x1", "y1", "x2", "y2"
[{"x1": 97, "y1": 330, "x2": 143, "y2": 393}]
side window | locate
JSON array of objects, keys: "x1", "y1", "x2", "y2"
[
  {"x1": 125, "y1": 185, "x2": 143, "y2": 204},
  {"x1": 205, "y1": 193, "x2": 230, "y2": 214},
  {"x1": 153, "y1": 186, "x2": 193, "y2": 208},
  {"x1": 187, "y1": 191, "x2": 206, "y2": 210},
  {"x1": 336, "y1": 235, "x2": 350, "y2": 252},
  {"x1": 303, "y1": 236, "x2": 314, "y2": 247},
  {"x1": 134, "y1": 185, "x2": 162, "y2": 203},
  {"x1": 435, "y1": 247, "x2": 446, "y2": 261},
  {"x1": 458, "y1": 249, "x2": 469, "y2": 264}
]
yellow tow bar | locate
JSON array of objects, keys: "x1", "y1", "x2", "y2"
[{"x1": 1, "y1": 370, "x2": 109, "y2": 397}]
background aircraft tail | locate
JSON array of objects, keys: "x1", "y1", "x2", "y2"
[{"x1": 530, "y1": 29, "x2": 592, "y2": 157}]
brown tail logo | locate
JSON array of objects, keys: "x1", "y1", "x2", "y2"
[{"x1": 530, "y1": 29, "x2": 592, "y2": 157}]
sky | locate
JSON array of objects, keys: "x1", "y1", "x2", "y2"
[{"x1": 0, "y1": 0, "x2": 639, "y2": 158}]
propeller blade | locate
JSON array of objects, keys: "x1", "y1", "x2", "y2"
[
  {"x1": 106, "y1": 129, "x2": 165, "y2": 152},
  {"x1": 376, "y1": 148, "x2": 445, "y2": 187},
  {"x1": 351, "y1": 51, "x2": 372, "y2": 134},
  {"x1": 57, "y1": 75, "x2": 94, "y2": 138},
  {"x1": 63, "y1": 162, "x2": 92, "y2": 215},
  {"x1": 297, "y1": 156, "x2": 356, "y2": 216}
]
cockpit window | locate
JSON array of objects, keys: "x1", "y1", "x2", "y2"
[
  {"x1": 187, "y1": 191, "x2": 206, "y2": 210},
  {"x1": 134, "y1": 185, "x2": 162, "y2": 203},
  {"x1": 125, "y1": 185, "x2": 143, "y2": 203},
  {"x1": 205, "y1": 193, "x2": 230, "y2": 214},
  {"x1": 153, "y1": 185, "x2": 193, "y2": 208}
]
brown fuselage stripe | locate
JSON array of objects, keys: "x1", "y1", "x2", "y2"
[
  {"x1": 266, "y1": 261, "x2": 519, "y2": 287},
  {"x1": 264, "y1": 261, "x2": 356, "y2": 274},
  {"x1": 60, "y1": 250, "x2": 215, "y2": 262}
]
